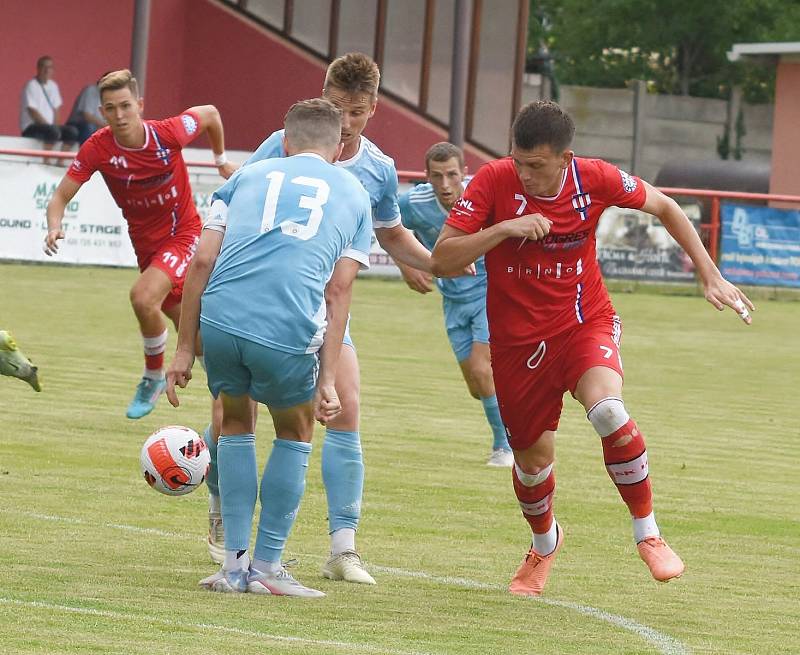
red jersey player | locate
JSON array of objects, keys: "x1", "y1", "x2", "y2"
[
  {"x1": 432, "y1": 100, "x2": 753, "y2": 596},
  {"x1": 45, "y1": 69, "x2": 236, "y2": 419}
]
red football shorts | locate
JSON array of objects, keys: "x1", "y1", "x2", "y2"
[
  {"x1": 134, "y1": 229, "x2": 199, "y2": 310},
  {"x1": 491, "y1": 313, "x2": 624, "y2": 450}
]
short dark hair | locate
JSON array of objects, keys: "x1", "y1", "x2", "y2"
[
  {"x1": 424, "y1": 142, "x2": 464, "y2": 170},
  {"x1": 284, "y1": 98, "x2": 342, "y2": 151},
  {"x1": 512, "y1": 101, "x2": 575, "y2": 152},
  {"x1": 324, "y1": 52, "x2": 380, "y2": 98},
  {"x1": 37, "y1": 55, "x2": 53, "y2": 69}
]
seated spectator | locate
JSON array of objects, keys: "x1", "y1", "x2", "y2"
[
  {"x1": 67, "y1": 74, "x2": 108, "y2": 144},
  {"x1": 19, "y1": 55, "x2": 79, "y2": 158}
]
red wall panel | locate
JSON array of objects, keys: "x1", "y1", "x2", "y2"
[
  {"x1": 1, "y1": 0, "x2": 487, "y2": 170},
  {"x1": 0, "y1": 0, "x2": 134, "y2": 136}
]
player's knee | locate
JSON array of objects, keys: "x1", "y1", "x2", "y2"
[
  {"x1": 586, "y1": 397, "x2": 629, "y2": 439},
  {"x1": 129, "y1": 285, "x2": 158, "y2": 316},
  {"x1": 514, "y1": 461, "x2": 553, "y2": 485}
]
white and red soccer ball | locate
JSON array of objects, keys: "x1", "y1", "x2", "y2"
[{"x1": 140, "y1": 425, "x2": 210, "y2": 496}]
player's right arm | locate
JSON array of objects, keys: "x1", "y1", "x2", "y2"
[
  {"x1": 165, "y1": 205, "x2": 226, "y2": 407},
  {"x1": 431, "y1": 166, "x2": 552, "y2": 276},
  {"x1": 396, "y1": 191, "x2": 434, "y2": 294},
  {"x1": 44, "y1": 176, "x2": 83, "y2": 255}
]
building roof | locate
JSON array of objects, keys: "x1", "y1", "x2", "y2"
[{"x1": 727, "y1": 42, "x2": 800, "y2": 62}]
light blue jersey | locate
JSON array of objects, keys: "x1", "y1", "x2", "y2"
[
  {"x1": 201, "y1": 153, "x2": 372, "y2": 355},
  {"x1": 399, "y1": 182, "x2": 487, "y2": 302},
  {"x1": 247, "y1": 130, "x2": 401, "y2": 229}
]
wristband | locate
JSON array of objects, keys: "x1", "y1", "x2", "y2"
[{"x1": 214, "y1": 152, "x2": 228, "y2": 167}]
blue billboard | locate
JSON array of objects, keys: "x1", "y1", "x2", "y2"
[{"x1": 719, "y1": 203, "x2": 800, "y2": 287}]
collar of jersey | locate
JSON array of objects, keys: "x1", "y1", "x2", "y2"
[
  {"x1": 291, "y1": 152, "x2": 327, "y2": 162},
  {"x1": 335, "y1": 136, "x2": 365, "y2": 168},
  {"x1": 113, "y1": 122, "x2": 151, "y2": 151},
  {"x1": 532, "y1": 166, "x2": 568, "y2": 201}
]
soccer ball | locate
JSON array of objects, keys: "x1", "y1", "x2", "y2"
[{"x1": 140, "y1": 425, "x2": 210, "y2": 496}]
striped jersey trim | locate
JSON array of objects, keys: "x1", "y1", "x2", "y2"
[
  {"x1": 570, "y1": 159, "x2": 589, "y2": 221},
  {"x1": 574, "y1": 283, "x2": 585, "y2": 324}
]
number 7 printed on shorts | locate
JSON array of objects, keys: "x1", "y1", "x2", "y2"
[{"x1": 599, "y1": 344, "x2": 623, "y2": 369}]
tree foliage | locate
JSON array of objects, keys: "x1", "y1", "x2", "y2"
[{"x1": 527, "y1": 0, "x2": 800, "y2": 102}]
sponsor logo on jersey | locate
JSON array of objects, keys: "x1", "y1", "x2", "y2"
[
  {"x1": 619, "y1": 169, "x2": 637, "y2": 193},
  {"x1": 504, "y1": 257, "x2": 584, "y2": 280},
  {"x1": 456, "y1": 198, "x2": 474, "y2": 212},
  {"x1": 72, "y1": 159, "x2": 82, "y2": 170},
  {"x1": 181, "y1": 114, "x2": 198, "y2": 135},
  {"x1": 541, "y1": 229, "x2": 590, "y2": 251}
]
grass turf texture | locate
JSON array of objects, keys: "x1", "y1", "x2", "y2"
[{"x1": 1, "y1": 263, "x2": 798, "y2": 654}]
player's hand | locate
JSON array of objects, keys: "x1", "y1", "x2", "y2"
[
  {"x1": 218, "y1": 161, "x2": 238, "y2": 179},
  {"x1": 166, "y1": 348, "x2": 195, "y2": 407},
  {"x1": 703, "y1": 275, "x2": 754, "y2": 325},
  {"x1": 401, "y1": 267, "x2": 434, "y2": 294},
  {"x1": 43, "y1": 229, "x2": 65, "y2": 256},
  {"x1": 504, "y1": 213, "x2": 553, "y2": 244},
  {"x1": 314, "y1": 384, "x2": 341, "y2": 425},
  {"x1": 438, "y1": 262, "x2": 477, "y2": 279}
]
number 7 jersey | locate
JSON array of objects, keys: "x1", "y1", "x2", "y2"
[
  {"x1": 200, "y1": 153, "x2": 373, "y2": 355},
  {"x1": 445, "y1": 156, "x2": 647, "y2": 345}
]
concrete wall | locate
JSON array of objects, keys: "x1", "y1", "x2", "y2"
[{"x1": 523, "y1": 75, "x2": 774, "y2": 183}]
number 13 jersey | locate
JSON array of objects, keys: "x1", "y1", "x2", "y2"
[{"x1": 201, "y1": 153, "x2": 373, "y2": 355}]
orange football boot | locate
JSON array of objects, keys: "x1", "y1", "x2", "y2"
[
  {"x1": 637, "y1": 536, "x2": 685, "y2": 581},
  {"x1": 509, "y1": 525, "x2": 563, "y2": 596}
]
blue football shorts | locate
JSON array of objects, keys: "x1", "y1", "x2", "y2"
[
  {"x1": 442, "y1": 295, "x2": 489, "y2": 362},
  {"x1": 201, "y1": 323, "x2": 318, "y2": 409}
]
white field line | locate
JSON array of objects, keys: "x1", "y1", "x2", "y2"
[
  {"x1": 0, "y1": 598, "x2": 433, "y2": 655},
  {"x1": 4, "y1": 510, "x2": 691, "y2": 655}
]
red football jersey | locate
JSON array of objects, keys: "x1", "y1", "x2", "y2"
[
  {"x1": 67, "y1": 111, "x2": 203, "y2": 251},
  {"x1": 446, "y1": 156, "x2": 647, "y2": 344}
]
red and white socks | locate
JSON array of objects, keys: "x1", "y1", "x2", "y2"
[
  {"x1": 512, "y1": 462, "x2": 558, "y2": 555},
  {"x1": 587, "y1": 396, "x2": 659, "y2": 543},
  {"x1": 142, "y1": 329, "x2": 168, "y2": 380}
]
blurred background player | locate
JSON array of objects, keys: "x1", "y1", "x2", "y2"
[
  {"x1": 166, "y1": 98, "x2": 372, "y2": 597},
  {"x1": 0, "y1": 330, "x2": 42, "y2": 391},
  {"x1": 432, "y1": 100, "x2": 754, "y2": 596},
  {"x1": 201, "y1": 52, "x2": 440, "y2": 585},
  {"x1": 398, "y1": 142, "x2": 512, "y2": 467},
  {"x1": 44, "y1": 69, "x2": 236, "y2": 419},
  {"x1": 66, "y1": 73, "x2": 108, "y2": 144}
]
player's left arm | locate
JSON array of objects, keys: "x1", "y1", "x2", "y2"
[
  {"x1": 375, "y1": 223, "x2": 434, "y2": 272},
  {"x1": 640, "y1": 181, "x2": 754, "y2": 324},
  {"x1": 184, "y1": 105, "x2": 238, "y2": 179},
  {"x1": 166, "y1": 216, "x2": 225, "y2": 406},
  {"x1": 315, "y1": 257, "x2": 361, "y2": 424}
]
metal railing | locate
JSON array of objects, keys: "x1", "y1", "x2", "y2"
[{"x1": 4, "y1": 147, "x2": 800, "y2": 264}]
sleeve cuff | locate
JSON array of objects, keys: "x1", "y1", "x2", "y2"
[
  {"x1": 373, "y1": 215, "x2": 402, "y2": 229},
  {"x1": 342, "y1": 248, "x2": 371, "y2": 270}
]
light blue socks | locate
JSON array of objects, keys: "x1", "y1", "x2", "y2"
[
  {"x1": 253, "y1": 439, "x2": 312, "y2": 563},
  {"x1": 202, "y1": 423, "x2": 219, "y2": 498},
  {"x1": 217, "y1": 433, "x2": 257, "y2": 552},
  {"x1": 321, "y1": 429, "x2": 363, "y2": 533},
  {"x1": 481, "y1": 395, "x2": 511, "y2": 451}
]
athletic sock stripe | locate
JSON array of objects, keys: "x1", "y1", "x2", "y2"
[{"x1": 606, "y1": 451, "x2": 649, "y2": 485}]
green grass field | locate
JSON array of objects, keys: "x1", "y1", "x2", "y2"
[{"x1": 1, "y1": 263, "x2": 798, "y2": 655}]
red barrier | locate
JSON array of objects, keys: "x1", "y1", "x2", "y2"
[{"x1": 4, "y1": 147, "x2": 800, "y2": 264}]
